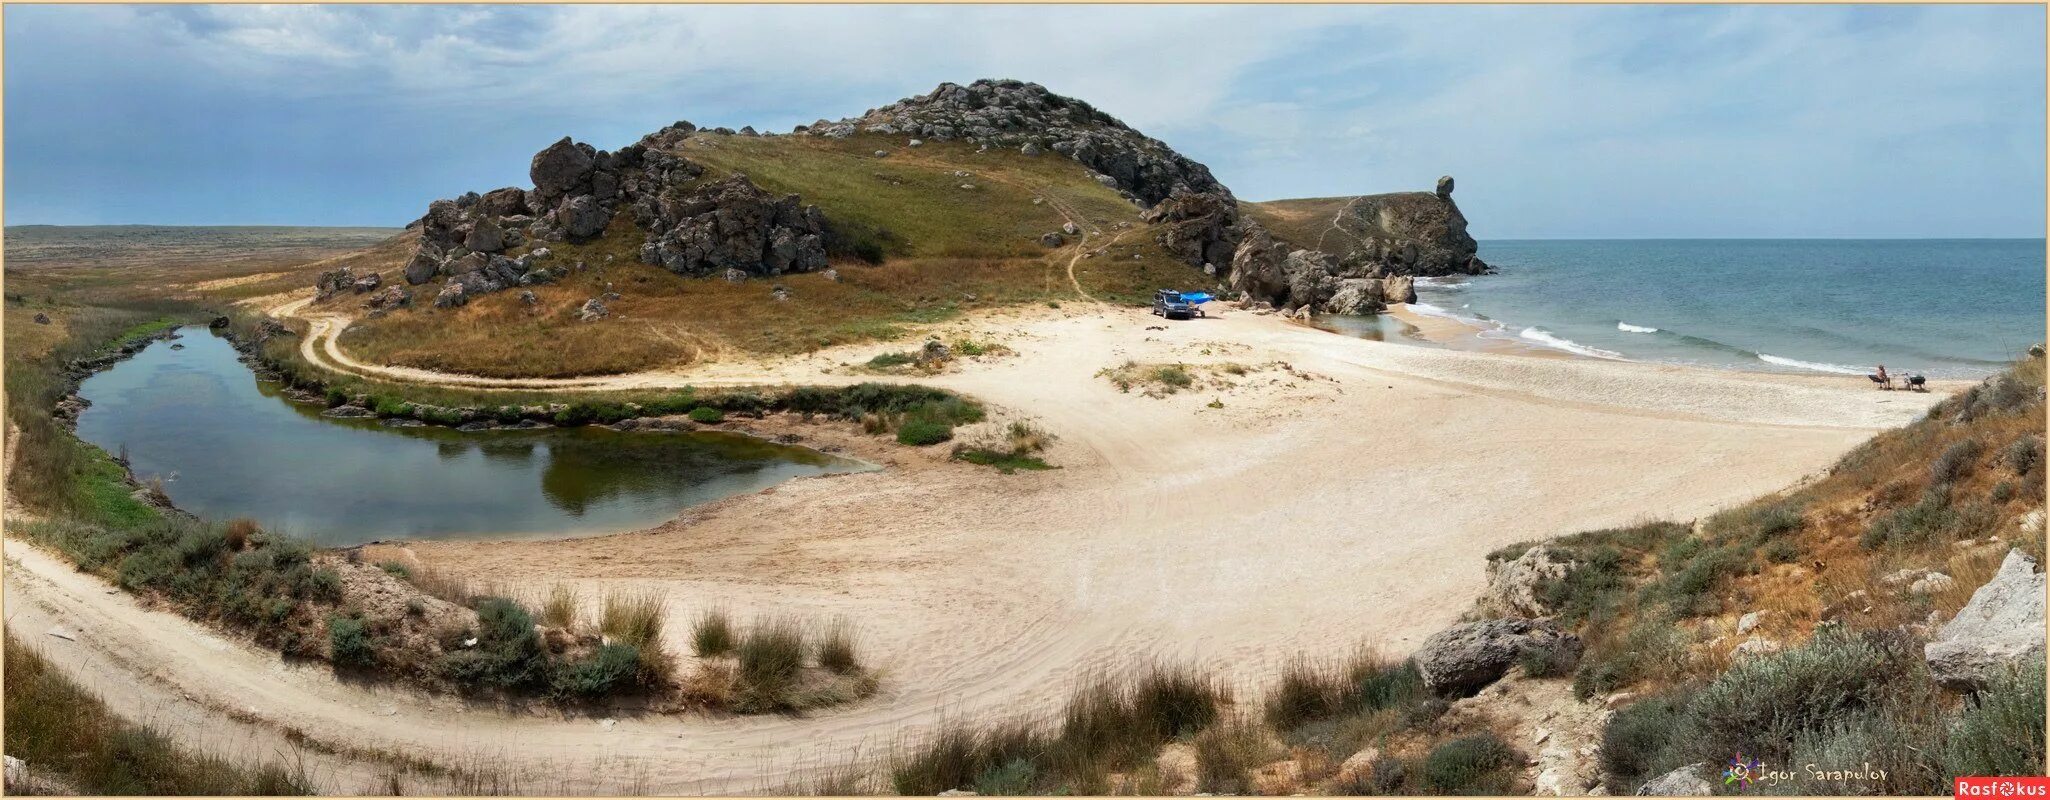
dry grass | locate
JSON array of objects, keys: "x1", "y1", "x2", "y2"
[
  {"x1": 541, "y1": 584, "x2": 581, "y2": 629},
  {"x1": 693, "y1": 607, "x2": 737, "y2": 657}
]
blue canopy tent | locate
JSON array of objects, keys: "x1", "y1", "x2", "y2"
[{"x1": 1178, "y1": 292, "x2": 1215, "y2": 305}]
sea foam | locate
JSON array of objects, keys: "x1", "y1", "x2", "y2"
[
  {"x1": 1519, "y1": 327, "x2": 1626, "y2": 360},
  {"x1": 1617, "y1": 322, "x2": 1659, "y2": 333},
  {"x1": 1756, "y1": 353, "x2": 1866, "y2": 375}
]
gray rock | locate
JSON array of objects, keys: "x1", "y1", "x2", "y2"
[
  {"x1": 464, "y1": 216, "x2": 507, "y2": 253},
  {"x1": 1040, "y1": 232, "x2": 1065, "y2": 247},
  {"x1": 434, "y1": 281, "x2": 468, "y2": 309},
  {"x1": 1909, "y1": 572, "x2": 1956, "y2": 596},
  {"x1": 554, "y1": 194, "x2": 611, "y2": 241},
  {"x1": 1322, "y1": 278, "x2": 1387, "y2": 316},
  {"x1": 1062, "y1": 221, "x2": 1080, "y2": 236},
  {"x1": 519, "y1": 290, "x2": 538, "y2": 306},
  {"x1": 907, "y1": 138, "x2": 923, "y2": 147},
  {"x1": 1436, "y1": 175, "x2": 1455, "y2": 200},
  {"x1": 1383, "y1": 275, "x2": 1417, "y2": 304},
  {"x1": 577, "y1": 298, "x2": 609, "y2": 322},
  {"x1": 32, "y1": 313, "x2": 49, "y2": 325},
  {"x1": 530, "y1": 136, "x2": 598, "y2": 203},
  {"x1": 1412, "y1": 618, "x2": 1580, "y2": 697},
  {"x1": 1737, "y1": 611, "x2": 1764, "y2": 635},
  {"x1": 1925, "y1": 549, "x2": 2046, "y2": 690},
  {"x1": 1483, "y1": 545, "x2": 1574, "y2": 618},
  {"x1": 352, "y1": 272, "x2": 383, "y2": 293},
  {"x1": 1636, "y1": 763, "x2": 1711, "y2": 796},
  {"x1": 404, "y1": 245, "x2": 443, "y2": 285}
]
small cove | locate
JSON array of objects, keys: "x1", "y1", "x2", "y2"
[{"x1": 74, "y1": 327, "x2": 869, "y2": 546}]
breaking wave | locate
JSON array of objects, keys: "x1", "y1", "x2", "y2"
[
  {"x1": 1518, "y1": 327, "x2": 1626, "y2": 360},
  {"x1": 1756, "y1": 353, "x2": 1867, "y2": 375},
  {"x1": 1617, "y1": 322, "x2": 1659, "y2": 333}
]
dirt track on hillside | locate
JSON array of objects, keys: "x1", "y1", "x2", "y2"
[{"x1": 11, "y1": 294, "x2": 1948, "y2": 793}]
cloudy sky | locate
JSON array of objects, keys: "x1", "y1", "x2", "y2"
[{"x1": 5, "y1": 4, "x2": 2043, "y2": 237}]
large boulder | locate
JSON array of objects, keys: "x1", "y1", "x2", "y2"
[
  {"x1": 1412, "y1": 618, "x2": 1580, "y2": 697},
  {"x1": 553, "y1": 194, "x2": 611, "y2": 241},
  {"x1": 530, "y1": 136, "x2": 599, "y2": 203},
  {"x1": 1383, "y1": 275, "x2": 1417, "y2": 304},
  {"x1": 464, "y1": 216, "x2": 507, "y2": 253},
  {"x1": 1322, "y1": 278, "x2": 1386, "y2": 316},
  {"x1": 403, "y1": 243, "x2": 444, "y2": 285},
  {"x1": 1483, "y1": 545, "x2": 1573, "y2": 618},
  {"x1": 1924, "y1": 549, "x2": 2045, "y2": 690}
]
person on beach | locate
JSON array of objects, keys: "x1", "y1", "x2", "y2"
[{"x1": 1871, "y1": 364, "x2": 1892, "y2": 389}]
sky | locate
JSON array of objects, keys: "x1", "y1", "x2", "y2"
[{"x1": 4, "y1": 4, "x2": 2044, "y2": 238}]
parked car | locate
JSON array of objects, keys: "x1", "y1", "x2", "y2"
[{"x1": 1153, "y1": 289, "x2": 1195, "y2": 320}]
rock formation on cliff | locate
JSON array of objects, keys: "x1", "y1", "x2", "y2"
[
  {"x1": 374, "y1": 120, "x2": 831, "y2": 305},
  {"x1": 803, "y1": 79, "x2": 1224, "y2": 207}
]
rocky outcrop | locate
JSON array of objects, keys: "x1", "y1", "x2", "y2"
[
  {"x1": 1249, "y1": 179, "x2": 1490, "y2": 283},
  {"x1": 386, "y1": 119, "x2": 833, "y2": 306},
  {"x1": 315, "y1": 266, "x2": 384, "y2": 300},
  {"x1": 1412, "y1": 618, "x2": 1581, "y2": 697},
  {"x1": 1142, "y1": 187, "x2": 1243, "y2": 271},
  {"x1": 806, "y1": 79, "x2": 1224, "y2": 206},
  {"x1": 1924, "y1": 549, "x2": 2045, "y2": 690},
  {"x1": 1484, "y1": 545, "x2": 1574, "y2": 618},
  {"x1": 636, "y1": 174, "x2": 827, "y2": 278}
]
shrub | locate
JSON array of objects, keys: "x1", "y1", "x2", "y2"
[
  {"x1": 451, "y1": 597, "x2": 546, "y2": 689},
  {"x1": 1930, "y1": 439, "x2": 1984, "y2": 484},
  {"x1": 1600, "y1": 693, "x2": 1691, "y2": 791},
  {"x1": 541, "y1": 584, "x2": 579, "y2": 628},
  {"x1": 1651, "y1": 541, "x2": 1749, "y2": 616},
  {"x1": 687, "y1": 406, "x2": 725, "y2": 424},
  {"x1": 550, "y1": 643, "x2": 642, "y2": 698},
  {"x1": 896, "y1": 417, "x2": 954, "y2": 446},
  {"x1": 1265, "y1": 657, "x2": 1340, "y2": 731},
  {"x1": 327, "y1": 615, "x2": 375, "y2": 668},
  {"x1": 1421, "y1": 733, "x2": 1520, "y2": 795},
  {"x1": 1683, "y1": 627, "x2": 1900, "y2": 765},
  {"x1": 1132, "y1": 663, "x2": 1224, "y2": 738},
  {"x1": 1946, "y1": 661, "x2": 2047, "y2": 780},
  {"x1": 600, "y1": 591, "x2": 664, "y2": 648},
  {"x1": 972, "y1": 758, "x2": 1038, "y2": 796},
  {"x1": 1150, "y1": 364, "x2": 1194, "y2": 389},
  {"x1": 1574, "y1": 623, "x2": 1689, "y2": 700},
  {"x1": 693, "y1": 608, "x2": 736, "y2": 656},
  {"x1": 736, "y1": 618, "x2": 807, "y2": 711},
  {"x1": 1517, "y1": 642, "x2": 1578, "y2": 678},
  {"x1": 378, "y1": 560, "x2": 411, "y2": 579},
  {"x1": 1193, "y1": 720, "x2": 1272, "y2": 794},
  {"x1": 866, "y1": 352, "x2": 914, "y2": 369},
  {"x1": 223, "y1": 518, "x2": 258, "y2": 551},
  {"x1": 2001, "y1": 435, "x2": 2043, "y2": 477},
  {"x1": 816, "y1": 622, "x2": 860, "y2": 675}
]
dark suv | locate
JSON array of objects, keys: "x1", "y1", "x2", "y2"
[{"x1": 1153, "y1": 289, "x2": 1195, "y2": 320}]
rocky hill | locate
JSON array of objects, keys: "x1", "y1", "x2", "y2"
[{"x1": 308, "y1": 79, "x2": 1492, "y2": 376}]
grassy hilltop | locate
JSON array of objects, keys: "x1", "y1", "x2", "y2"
[{"x1": 329, "y1": 132, "x2": 1204, "y2": 379}]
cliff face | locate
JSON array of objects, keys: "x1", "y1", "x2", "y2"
[{"x1": 1230, "y1": 180, "x2": 1491, "y2": 315}]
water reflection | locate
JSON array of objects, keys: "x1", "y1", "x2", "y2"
[{"x1": 74, "y1": 328, "x2": 868, "y2": 545}]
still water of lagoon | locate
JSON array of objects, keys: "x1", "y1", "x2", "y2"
[{"x1": 75, "y1": 328, "x2": 869, "y2": 545}]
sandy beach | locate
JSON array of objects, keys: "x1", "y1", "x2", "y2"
[{"x1": 6, "y1": 298, "x2": 1955, "y2": 793}]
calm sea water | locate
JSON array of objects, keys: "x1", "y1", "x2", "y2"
[
  {"x1": 75, "y1": 328, "x2": 868, "y2": 545},
  {"x1": 1405, "y1": 239, "x2": 2045, "y2": 378}
]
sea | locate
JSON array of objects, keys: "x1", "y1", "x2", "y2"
[{"x1": 1401, "y1": 239, "x2": 2045, "y2": 379}]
